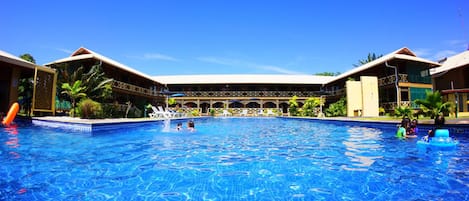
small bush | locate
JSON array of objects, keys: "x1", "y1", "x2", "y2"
[
  {"x1": 191, "y1": 109, "x2": 200, "y2": 117},
  {"x1": 78, "y1": 99, "x2": 103, "y2": 119}
]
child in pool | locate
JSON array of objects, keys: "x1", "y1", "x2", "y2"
[
  {"x1": 406, "y1": 119, "x2": 418, "y2": 138},
  {"x1": 187, "y1": 120, "x2": 195, "y2": 132},
  {"x1": 425, "y1": 114, "x2": 445, "y2": 141},
  {"x1": 176, "y1": 123, "x2": 183, "y2": 131}
]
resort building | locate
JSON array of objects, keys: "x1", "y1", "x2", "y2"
[
  {"x1": 431, "y1": 49, "x2": 469, "y2": 116},
  {"x1": 45, "y1": 47, "x2": 166, "y2": 114},
  {"x1": 153, "y1": 74, "x2": 334, "y2": 115},
  {"x1": 156, "y1": 47, "x2": 441, "y2": 116},
  {"x1": 324, "y1": 47, "x2": 440, "y2": 113},
  {"x1": 0, "y1": 50, "x2": 56, "y2": 116}
]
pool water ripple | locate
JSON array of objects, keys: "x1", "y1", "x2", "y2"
[{"x1": 1, "y1": 118, "x2": 469, "y2": 200}]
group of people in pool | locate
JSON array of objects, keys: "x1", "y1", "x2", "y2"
[
  {"x1": 398, "y1": 114, "x2": 445, "y2": 141},
  {"x1": 175, "y1": 120, "x2": 196, "y2": 132}
]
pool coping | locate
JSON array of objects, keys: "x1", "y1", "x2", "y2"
[
  {"x1": 31, "y1": 116, "x2": 208, "y2": 132},
  {"x1": 280, "y1": 116, "x2": 469, "y2": 135},
  {"x1": 30, "y1": 116, "x2": 469, "y2": 135}
]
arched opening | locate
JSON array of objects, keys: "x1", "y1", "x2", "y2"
[
  {"x1": 200, "y1": 102, "x2": 210, "y2": 113},
  {"x1": 229, "y1": 101, "x2": 244, "y2": 108},
  {"x1": 246, "y1": 102, "x2": 260, "y2": 108},
  {"x1": 184, "y1": 102, "x2": 197, "y2": 108},
  {"x1": 279, "y1": 102, "x2": 289, "y2": 113},
  {"x1": 212, "y1": 102, "x2": 224, "y2": 108},
  {"x1": 263, "y1": 101, "x2": 276, "y2": 108}
]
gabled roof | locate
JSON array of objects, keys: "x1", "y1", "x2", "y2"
[
  {"x1": 0, "y1": 49, "x2": 36, "y2": 69},
  {"x1": 45, "y1": 47, "x2": 157, "y2": 82},
  {"x1": 328, "y1": 47, "x2": 441, "y2": 83},
  {"x1": 153, "y1": 74, "x2": 335, "y2": 85},
  {"x1": 430, "y1": 50, "x2": 469, "y2": 75}
]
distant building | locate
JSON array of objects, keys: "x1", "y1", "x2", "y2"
[
  {"x1": 431, "y1": 50, "x2": 469, "y2": 116},
  {"x1": 45, "y1": 47, "x2": 166, "y2": 111}
]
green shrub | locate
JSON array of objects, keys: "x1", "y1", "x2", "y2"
[
  {"x1": 325, "y1": 98, "x2": 346, "y2": 117},
  {"x1": 288, "y1": 96, "x2": 299, "y2": 116},
  {"x1": 191, "y1": 109, "x2": 200, "y2": 117},
  {"x1": 78, "y1": 99, "x2": 103, "y2": 119}
]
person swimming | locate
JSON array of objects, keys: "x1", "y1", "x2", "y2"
[
  {"x1": 425, "y1": 114, "x2": 445, "y2": 141},
  {"x1": 187, "y1": 120, "x2": 195, "y2": 132},
  {"x1": 406, "y1": 119, "x2": 418, "y2": 138},
  {"x1": 176, "y1": 123, "x2": 183, "y2": 131}
]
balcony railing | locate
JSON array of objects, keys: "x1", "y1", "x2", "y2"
[
  {"x1": 112, "y1": 80, "x2": 162, "y2": 97},
  {"x1": 378, "y1": 74, "x2": 409, "y2": 86},
  {"x1": 181, "y1": 90, "x2": 322, "y2": 97}
]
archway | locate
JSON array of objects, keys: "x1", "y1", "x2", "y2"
[
  {"x1": 279, "y1": 102, "x2": 289, "y2": 113},
  {"x1": 212, "y1": 102, "x2": 224, "y2": 108},
  {"x1": 200, "y1": 102, "x2": 210, "y2": 113},
  {"x1": 263, "y1": 101, "x2": 276, "y2": 108},
  {"x1": 246, "y1": 102, "x2": 260, "y2": 108}
]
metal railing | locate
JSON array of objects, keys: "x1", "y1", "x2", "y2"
[
  {"x1": 378, "y1": 74, "x2": 409, "y2": 86},
  {"x1": 181, "y1": 90, "x2": 321, "y2": 97},
  {"x1": 112, "y1": 80, "x2": 162, "y2": 97}
]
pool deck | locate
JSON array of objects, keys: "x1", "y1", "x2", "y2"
[{"x1": 30, "y1": 116, "x2": 469, "y2": 134}]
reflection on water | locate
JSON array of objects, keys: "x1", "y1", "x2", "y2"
[
  {"x1": 342, "y1": 126, "x2": 383, "y2": 171},
  {"x1": 4, "y1": 126, "x2": 20, "y2": 159}
]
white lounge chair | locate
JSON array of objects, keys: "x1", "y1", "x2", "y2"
[
  {"x1": 257, "y1": 109, "x2": 264, "y2": 116},
  {"x1": 240, "y1": 109, "x2": 248, "y2": 116},
  {"x1": 266, "y1": 109, "x2": 276, "y2": 116},
  {"x1": 157, "y1": 106, "x2": 173, "y2": 118},
  {"x1": 222, "y1": 109, "x2": 232, "y2": 116}
]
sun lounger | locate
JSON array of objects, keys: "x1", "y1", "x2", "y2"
[
  {"x1": 222, "y1": 109, "x2": 232, "y2": 116},
  {"x1": 240, "y1": 109, "x2": 248, "y2": 116},
  {"x1": 266, "y1": 109, "x2": 276, "y2": 116}
]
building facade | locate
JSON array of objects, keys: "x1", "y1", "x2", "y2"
[{"x1": 431, "y1": 50, "x2": 469, "y2": 116}]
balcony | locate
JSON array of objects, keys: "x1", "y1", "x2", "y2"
[
  {"x1": 180, "y1": 90, "x2": 322, "y2": 98},
  {"x1": 112, "y1": 80, "x2": 163, "y2": 98},
  {"x1": 378, "y1": 74, "x2": 409, "y2": 86}
]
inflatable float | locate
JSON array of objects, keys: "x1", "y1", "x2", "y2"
[
  {"x1": 2, "y1": 102, "x2": 19, "y2": 126},
  {"x1": 417, "y1": 129, "x2": 459, "y2": 149}
]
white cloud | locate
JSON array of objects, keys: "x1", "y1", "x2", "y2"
[
  {"x1": 143, "y1": 53, "x2": 178, "y2": 61},
  {"x1": 196, "y1": 57, "x2": 242, "y2": 66},
  {"x1": 55, "y1": 48, "x2": 73, "y2": 54},
  {"x1": 196, "y1": 56, "x2": 305, "y2": 74},
  {"x1": 258, "y1": 65, "x2": 304, "y2": 74},
  {"x1": 413, "y1": 48, "x2": 431, "y2": 57},
  {"x1": 433, "y1": 50, "x2": 458, "y2": 60}
]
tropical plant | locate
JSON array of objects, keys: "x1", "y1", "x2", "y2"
[
  {"x1": 191, "y1": 109, "x2": 200, "y2": 117},
  {"x1": 19, "y1": 53, "x2": 36, "y2": 64},
  {"x1": 414, "y1": 90, "x2": 452, "y2": 118},
  {"x1": 394, "y1": 106, "x2": 412, "y2": 118},
  {"x1": 325, "y1": 98, "x2": 346, "y2": 117},
  {"x1": 288, "y1": 96, "x2": 300, "y2": 116},
  {"x1": 379, "y1": 107, "x2": 386, "y2": 116},
  {"x1": 81, "y1": 64, "x2": 113, "y2": 101},
  {"x1": 77, "y1": 98, "x2": 103, "y2": 119},
  {"x1": 168, "y1": 98, "x2": 177, "y2": 106},
  {"x1": 17, "y1": 78, "x2": 33, "y2": 115},
  {"x1": 301, "y1": 97, "x2": 321, "y2": 117},
  {"x1": 209, "y1": 108, "x2": 215, "y2": 116},
  {"x1": 353, "y1": 53, "x2": 383, "y2": 67},
  {"x1": 61, "y1": 80, "x2": 87, "y2": 117}
]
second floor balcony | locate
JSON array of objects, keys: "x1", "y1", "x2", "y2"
[
  {"x1": 112, "y1": 80, "x2": 163, "y2": 98},
  {"x1": 180, "y1": 90, "x2": 323, "y2": 98}
]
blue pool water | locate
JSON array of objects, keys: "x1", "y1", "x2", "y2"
[{"x1": 1, "y1": 117, "x2": 468, "y2": 200}]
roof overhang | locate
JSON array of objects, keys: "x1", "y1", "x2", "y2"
[
  {"x1": 45, "y1": 47, "x2": 159, "y2": 84},
  {"x1": 328, "y1": 47, "x2": 440, "y2": 83},
  {"x1": 0, "y1": 50, "x2": 36, "y2": 70}
]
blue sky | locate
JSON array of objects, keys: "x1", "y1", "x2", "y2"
[{"x1": 1, "y1": 0, "x2": 468, "y2": 76}]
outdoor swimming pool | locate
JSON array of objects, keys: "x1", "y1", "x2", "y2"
[{"x1": 1, "y1": 117, "x2": 468, "y2": 200}]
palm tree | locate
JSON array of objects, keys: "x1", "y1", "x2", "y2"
[
  {"x1": 353, "y1": 53, "x2": 383, "y2": 67},
  {"x1": 414, "y1": 90, "x2": 452, "y2": 119},
  {"x1": 61, "y1": 80, "x2": 87, "y2": 117},
  {"x1": 81, "y1": 64, "x2": 113, "y2": 101}
]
